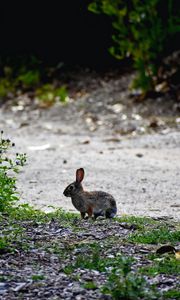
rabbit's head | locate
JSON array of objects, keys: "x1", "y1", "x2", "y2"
[{"x1": 63, "y1": 168, "x2": 84, "y2": 197}]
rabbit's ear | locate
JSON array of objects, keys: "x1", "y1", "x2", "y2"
[{"x1": 76, "y1": 168, "x2": 84, "y2": 183}]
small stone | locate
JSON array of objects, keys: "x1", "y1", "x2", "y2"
[
  {"x1": 72, "y1": 287, "x2": 85, "y2": 295},
  {"x1": 82, "y1": 140, "x2": 90, "y2": 144},
  {"x1": 50, "y1": 255, "x2": 59, "y2": 263},
  {"x1": 136, "y1": 153, "x2": 143, "y2": 158},
  {"x1": 76, "y1": 295, "x2": 86, "y2": 300},
  {"x1": 0, "y1": 283, "x2": 9, "y2": 294},
  {"x1": 91, "y1": 270, "x2": 100, "y2": 276},
  {"x1": 107, "y1": 254, "x2": 114, "y2": 258},
  {"x1": 82, "y1": 276, "x2": 93, "y2": 281}
]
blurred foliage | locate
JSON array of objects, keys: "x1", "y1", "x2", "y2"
[
  {"x1": 0, "y1": 56, "x2": 68, "y2": 104},
  {"x1": 17, "y1": 70, "x2": 40, "y2": 88},
  {"x1": 88, "y1": 0, "x2": 180, "y2": 93},
  {"x1": 36, "y1": 84, "x2": 68, "y2": 104},
  {"x1": 0, "y1": 78, "x2": 14, "y2": 98}
]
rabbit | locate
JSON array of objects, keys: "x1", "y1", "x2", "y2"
[{"x1": 63, "y1": 168, "x2": 117, "y2": 219}]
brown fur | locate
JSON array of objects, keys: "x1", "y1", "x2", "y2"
[{"x1": 63, "y1": 168, "x2": 117, "y2": 219}]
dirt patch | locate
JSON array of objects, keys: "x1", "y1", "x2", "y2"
[{"x1": 0, "y1": 70, "x2": 180, "y2": 219}]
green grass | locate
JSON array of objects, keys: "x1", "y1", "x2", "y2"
[
  {"x1": 45, "y1": 241, "x2": 75, "y2": 260},
  {"x1": 128, "y1": 226, "x2": 180, "y2": 244},
  {"x1": 0, "y1": 275, "x2": 14, "y2": 282},
  {"x1": 48, "y1": 208, "x2": 79, "y2": 226},
  {"x1": 0, "y1": 205, "x2": 80, "y2": 255},
  {"x1": 117, "y1": 216, "x2": 180, "y2": 245},
  {"x1": 102, "y1": 271, "x2": 159, "y2": 300},
  {"x1": 83, "y1": 281, "x2": 97, "y2": 290},
  {"x1": 63, "y1": 242, "x2": 159, "y2": 299},
  {"x1": 8, "y1": 204, "x2": 79, "y2": 227},
  {"x1": 0, "y1": 222, "x2": 29, "y2": 253},
  {"x1": 31, "y1": 274, "x2": 45, "y2": 281},
  {"x1": 163, "y1": 289, "x2": 180, "y2": 299},
  {"x1": 0, "y1": 236, "x2": 10, "y2": 254},
  {"x1": 63, "y1": 242, "x2": 133, "y2": 274},
  {"x1": 140, "y1": 255, "x2": 180, "y2": 276},
  {"x1": 8, "y1": 204, "x2": 48, "y2": 222},
  {"x1": 116, "y1": 215, "x2": 157, "y2": 229}
]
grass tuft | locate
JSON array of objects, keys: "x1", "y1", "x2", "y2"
[
  {"x1": 140, "y1": 255, "x2": 180, "y2": 276},
  {"x1": 128, "y1": 226, "x2": 180, "y2": 244}
]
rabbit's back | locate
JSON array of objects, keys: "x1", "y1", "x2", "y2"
[
  {"x1": 90, "y1": 191, "x2": 116, "y2": 208},
  {"x1": 72, "y1": 190, "x2": 116, "y2": 212}
]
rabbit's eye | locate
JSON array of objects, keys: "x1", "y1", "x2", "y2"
[{"x1": 69, "y1": 185, "x2": 74, "y2": 191}]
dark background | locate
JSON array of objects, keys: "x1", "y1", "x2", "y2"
[{"x1": 0, "y1": 1, "x2": 120, "y2": 69}]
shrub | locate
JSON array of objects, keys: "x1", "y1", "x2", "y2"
[
  {"x1": 17, "y1": 70, "x2": 40, "y2": 88},
  {"x1": 88, "y1": 0, "x2": 180, "y2": 93},
  {"x1": 0, "y1": 131, "x2": 26, "y2": 212},
  {"x1": 0, "y1": 78, "x2": 14, "y2": 98},
  {"x1": 36, "y1": 84, "x2": 68, "y2": 104}
]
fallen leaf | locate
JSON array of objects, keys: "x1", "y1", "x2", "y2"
[
  {"x1": 28, "y1": 144, "x2": 52, "y2": 151},
  {"x1": 136, "y1": 153, "x2": 143, "y2": 158},
  {"x1": 175, "y1": 251, "x2": 180, "y2": 260},
  {"x1": 156, "y1": 245, "x2": 176, "y2": 255},
  {"x1": 103, "y1": 138, "x2": 121, "y2": 143},
  {"x1": 82, "y1": 140, "x2": 90, "y2": 144}
]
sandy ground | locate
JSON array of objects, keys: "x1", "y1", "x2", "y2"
[{"x1": 0, "y1": 71, "x2": 180, "y2": 219}]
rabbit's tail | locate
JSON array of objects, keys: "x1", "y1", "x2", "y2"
[{"x1": 105, "y1": 199, "x2": 117, "y2": 218}]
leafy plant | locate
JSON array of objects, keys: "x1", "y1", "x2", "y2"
[
  {"x1": 0, "y1": 54, "x2": 69, "y2": 104},
  {"x1": 63, "y1": 244, "x2": 158, "y2": 299},
  {"x1": 0, "y1": 131, "x2": 26, "y2": 212},
  {"x1": 140, "y1": 255, "x2": 180, "y2": 276},
  {"x1": 163, "y1": 289, "x2": 180, "y2": 299},
  {"x1": 63, "y1": 242, "x2": 134, "y2": 274},
  {"x1": 0, "y1": 58, "x2": 41, "y2": 99},
  {"x1": 31, "y1": 274, "x2": 45, "y2": 281},
  {"x1": 0, "y1": 217, "x2": 28, "y2": 254},
  {"x1": 88, "y1": 0, "x2": 180, "y2": 93},
  {"x1": 0, "y1": 78, "x2": 14, "y2": 98},
  {"x1": 36, "y1": 84, "x2": 68, "y2": 104},
  {"x1": 0, "y1": 236, "x2": 10, "y2": 254},
  {"x1": 101, "y1": 254, "x2": 158, "y2": 300},
  {"x1": 84, "y1": 281, "x2": 97, "y2": 290},
  {"x1": 17, "y1": 70, "x2": 40, "y2": 88},
  {"x1": 8, "y1": 203, "x2": 47, "y2": 222},
  {"x1": 102, "y1": 270, "x2": 158, "y2": 300}
]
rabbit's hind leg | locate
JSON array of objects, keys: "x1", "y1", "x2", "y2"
[
  {"x1": 105, "y1": 206, "x2": 117, "y2": 218},
  {"x1": 81, "y1": 212, "x2": 86, "y2": 219},
  {"x1": 93, "y1": 211, "x2": 104, "y2": 220}
]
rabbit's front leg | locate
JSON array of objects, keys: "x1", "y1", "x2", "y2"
[{"x1": 87, "y1": 206, "x2": 93, "y2": 218}]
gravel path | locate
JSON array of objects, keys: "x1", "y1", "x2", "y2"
[{"x1": 0, "y1": 70, "x2": 180, "y2": 219}]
